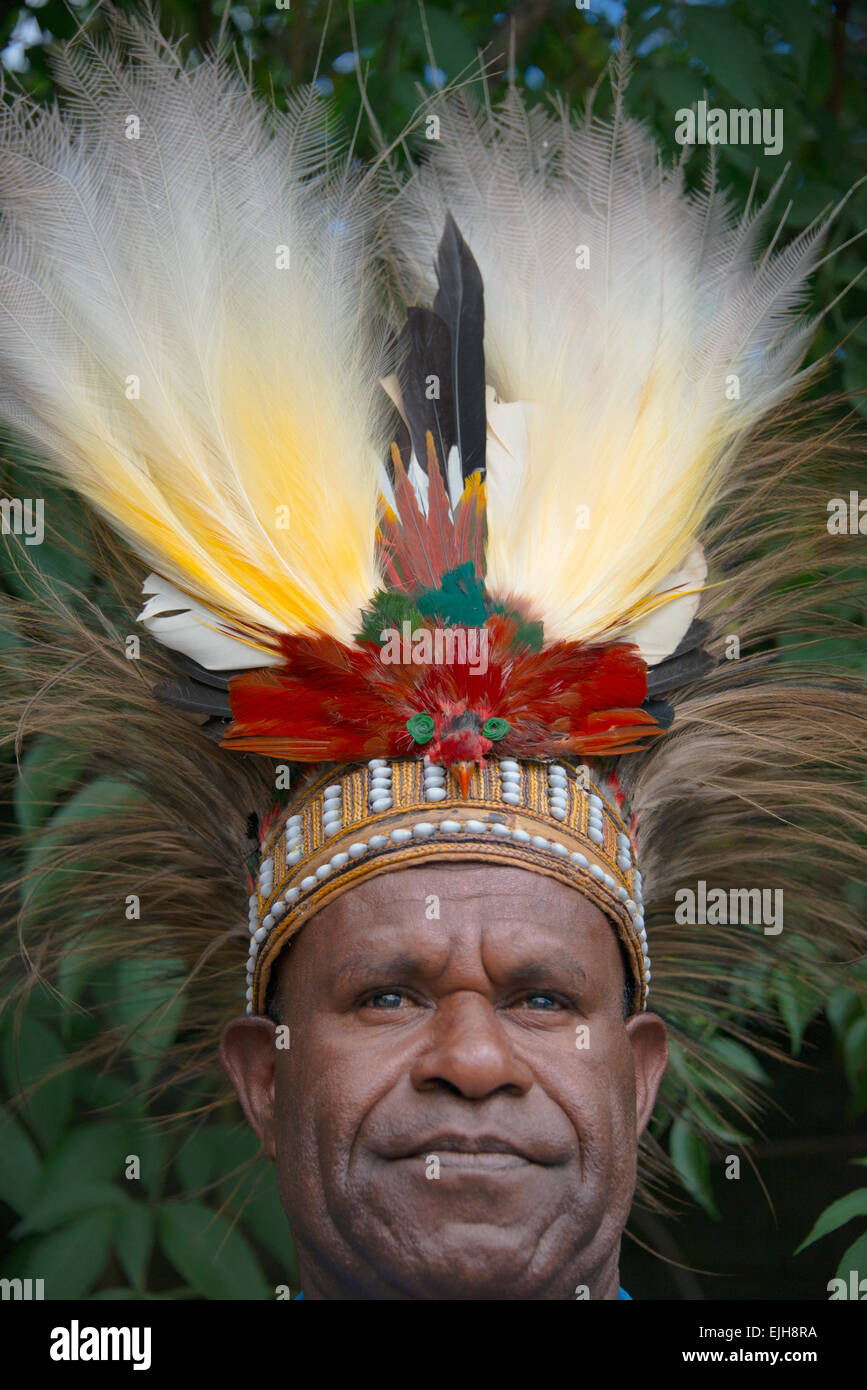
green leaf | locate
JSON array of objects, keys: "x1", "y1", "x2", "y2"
[
  {"x1": 670, "y1": 1118, "x2": 720, "y2": 1219},
  {"x1": 826, "y1": 987, "x2": 863, "y2": 1039},
  {"x1": 795, "y1": 1188, "x2": 867, "y2": 1253},
  {"x1": 402, "y1": 6, "x2": 480, "y2": 82},
  {"x1": 2, "y1": 1016, "x2": 73, "y2": 1152},
  {"x1": 13, "y1": 1180, "x2": 128, "y2": 1237},
  {"x1": 157, "y1": 1202, "x2": 270, "y2": 1300},
  {"x1": 765, "y1": 0, "x2": 816, "y2": 82},
  {"x1": 690, "y1": 1096, "x2": 750, "y2": 1145},
  {"x1": 705, "y1": 1036, "x2": 769, "y2": 1084},
  {"x1": 836, "y1": 1229, "x2": 867, "y2": 1284},
  {"x1": 0, "y1": 1105, "x2": 42, "y2": 1213},
  {"x1": 680, "y1": 8, "x2": 770, "y2": 107},
  {"x1": 14, "y1": 738, "x2": 89, "y2": 831},
  {"x1": 772, "y1": 969, "x2": 818, "y2": 1057},
  {"x1": 220, "y1": 1159, "x2": 296, "y2": 1270},
  {"x1": 106, "y1": 957, "x2": 187, "y2": 1085},
  {"x1": 115, "y1": 1202, "x2": 154, "y2": 1291},
  {"x1": 21, "y1": 775, "x2": 145, "y2": 926},
  {"x1": 843, "y1": 1016, "x2": 867, "y2": 1114},
  {"x1": 18, "y1": 1209, "x2": 116, "y2": 1299},
  {"x1": 174, "y1": 1128, "x2": 218, "y2": 1195},
  {"x1": 39, "y1": 1122, "x2": 132, "y2": 1188}
]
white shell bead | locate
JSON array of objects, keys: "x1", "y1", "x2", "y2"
[
  {"x1": 513, "y1": 828, "x2": 531, "y2": 843},
  {"x1": 413, "y1": 823, "x2": 436, "y2": 837},
  {"x1": 300, "y1": 875, "x2": 317, "y2": 891},
  {"x1": 390, "y1": 828, "x2": 412, "y2": 843},
  {"x1": 531, "y1": 835, "x2": 549, "y2": 849},
  {"x1": 441, "y1": 820, "x2": 462, "y2": 832},
  {"x1": 369, "y1": 835, "x2": 387, "y2": 849},
  {"x1": 369, "y1": 796, "x2": 393, "y2": 812},
  {"x1": 425, "y1": 787, "x2": 448, "y2": 802},
  {"x1": 571, "y1": 852, "x2": 589, "y2": 868},
  {"x1": 491, "y1": 823, "x2": 511, "y2": 836},
  {"x1": 588, "y1": 829, "x2": 604, "y2": 845},
  {"x1": 498, "y1": 760, "x2": 520, "y2": 773},
  {"x1": 323, "y1": 784, "x2": 342, "y2": 798},
  {"x1": 501, "y1": 792, "x2": 521, "y2": 806},
  {"x1": 331, "y1": 852, "x2": 349, "y2": 868},
  {"x1": 253, "y1": 926, "x2": 267, "y2": 943},
  {"x1": 287, "y1": 850, "x2": 303, "y2": 867},
  {"x1": 590, "y1": 865, "x2": 605, "y2": 882},
  {"x1": 551, "y1": 843, "x2": 569, "y2": 857},
  {"x1": 348, "y1": 842, "x2": 367, "y2": 858},
  {"x1": 465, "y1": 820, "x2": 486, "y2": 833},
  {"x1": 368, "y1": 759, "x2": 388, "y2": 768},
  {"x1": 550, "y1": 809, "x2": 566, "y2": 821}
]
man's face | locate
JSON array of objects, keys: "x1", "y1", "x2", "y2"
[{"x1": 222, "y1": 863, "x2": 667, "y2": 1300}]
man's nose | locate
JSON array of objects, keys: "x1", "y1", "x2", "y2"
[{"x1": 409, "y1": 991, "x2": 534, "y2": 1099}]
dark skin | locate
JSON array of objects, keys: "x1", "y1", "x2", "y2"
[{"x1": 221, "y1": 863, "x2": 668, "y2": 1300}]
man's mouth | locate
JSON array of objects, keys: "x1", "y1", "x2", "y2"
[{"x1": 397, "y1": 1133, "x2": 545, "y2": 1166}]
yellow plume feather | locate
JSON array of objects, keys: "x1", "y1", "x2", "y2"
[{"x1": 0, "y1": 9, "x2": 389, "y2": 652}]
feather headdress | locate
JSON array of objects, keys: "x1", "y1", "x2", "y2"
[{"x1": 1, "y1": 10, "x2": 865, "y2": 1207}]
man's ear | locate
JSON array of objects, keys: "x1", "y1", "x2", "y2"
[
  {"x1": 220, "y1": 1017, "x2": 279, "y2": 1160},
  {"x1": 625, "y1": 1012, "x2": 668, "y2": 1136}
]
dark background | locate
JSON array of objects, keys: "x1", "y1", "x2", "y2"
[{"x1": 0, "y1": 0, "x2": 865, "y2": 1300}]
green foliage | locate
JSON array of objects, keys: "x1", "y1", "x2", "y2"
[{"x1": 1, "y1": 0, "x2": 865, "y2": 1299}]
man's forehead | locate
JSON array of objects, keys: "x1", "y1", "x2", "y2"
[{"x1": 298, "y1": 862, "x2": 616, "y2": 959}]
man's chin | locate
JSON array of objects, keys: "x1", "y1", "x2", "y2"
[{"x1": 358, "y1": 1217, "x2": 569, "y2": 1300}]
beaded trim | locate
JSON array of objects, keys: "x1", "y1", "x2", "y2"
[{"x1": 244, "y1": 759, "x2": 649, "y2": 1016}]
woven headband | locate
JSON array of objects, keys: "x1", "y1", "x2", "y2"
[{"x1": 245, "y1": 758, "x2": 649, "y2": 1016}]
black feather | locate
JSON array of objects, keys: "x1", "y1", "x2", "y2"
[
  {"x1": 646, "y1": 649, "x2": 715, "y2": 696},
  {"x1": 164, "y1": 650, "x2": 248, "y2": 690},
  {"x1": 668, "y1": 617, "x2": 712, "y2": 659},
  {"x1": 641, "y1": 698, "x2": 675, "y2": 729},
  {"x1": 432, "y1": 213, "x2": 487, "y2": 479},
  {"x1": 153, "y1": 676, "x2": 232, "y2": 718},
  {"x1": 200, "y1": 717, "x2": 232, "y2": 743},
  {"x1": 396, "y1": 306, "x2": 455, "y2": 472}
]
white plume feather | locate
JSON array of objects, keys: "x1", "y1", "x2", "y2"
[
  {"x1": 137, "y1": 575, "x2": 283, "y2": 671},
  {"x1": 390, "y1": 85, "x2": 830, "y2": 649},
  {"x1": 0, "y1": 9, "x2": 390, "y2": 651}
]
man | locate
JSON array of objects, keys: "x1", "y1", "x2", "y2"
[
  {"x1": 223, "y1": 861, "x2": 668, "y2": 1300},
  {"x1": 1, "y1": 8, "x2": 864, "y2": 1305}
]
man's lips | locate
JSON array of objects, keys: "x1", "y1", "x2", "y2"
[{"x1": 388, "y1": 1132, "x2": 555, "y2": 1166}]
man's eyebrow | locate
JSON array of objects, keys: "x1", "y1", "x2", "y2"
[
  {"x1": 333, "y1": 948, "x2": 590, "y2": 992},
  {"x1": 336, "y1": 950, "x2": 434, "y2": 982},
  {"x1": 500, "y1": 959, "x2": 588, "y2": 991}
]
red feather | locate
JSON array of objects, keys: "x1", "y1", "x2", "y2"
[{"x1": 222, "y1": 613, "x2": 663, "y2": 764}]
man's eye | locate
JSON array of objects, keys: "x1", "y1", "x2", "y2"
[
  {"x1": 519, "y1": 992, "x2": 562, "y2": 1010},
  {"x1": 366, "y1": 990, "x2": 406, "y2": 1009}
]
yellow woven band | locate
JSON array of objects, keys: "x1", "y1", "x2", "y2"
[{"x1": 245, "y1": 758, "x2": 649, "y2": 1016}]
